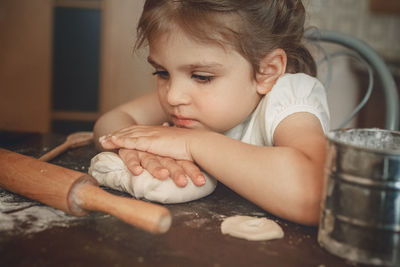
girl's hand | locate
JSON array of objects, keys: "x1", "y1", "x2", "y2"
[
  {"x1": 99, "y1": 125, "x2": 196, "y2": 161},
  {"x1": 118, "y1": 149, "x2": 206, "y2": 187}
]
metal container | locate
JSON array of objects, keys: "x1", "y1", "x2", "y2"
[{"x1": 318, "y1": 128, "x2": 400, "y2": 266}]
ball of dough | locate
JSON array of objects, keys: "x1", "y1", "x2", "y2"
[
  {"x1": 221, "y1": 215, "x2": 284, "y2": 241},
  {"x1": 88, "y1": 152, "x2": 217, "y2": 204}
]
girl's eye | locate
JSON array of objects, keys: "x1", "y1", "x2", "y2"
[
  {"x1": 192, "y1": 74, "x2": 214, "y2": 83},
  {"x1": 152, "y1": 70, "x2": 169, "y2": 80}
]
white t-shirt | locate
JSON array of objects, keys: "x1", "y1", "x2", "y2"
[{"x1": 224, "y1": 73, "x2": 330, "y2": 146}]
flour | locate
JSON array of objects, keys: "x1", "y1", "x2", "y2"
[
  {"x1": 327, "y1": 128, "x2": 400, "y2": 151},
  {"x1": 0, "y1": 188, "x2": 81, "y2": 235}
]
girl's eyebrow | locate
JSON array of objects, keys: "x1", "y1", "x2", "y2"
[
  {"x1": 186, "y1": 62, "x2": 223, "y2": 70},
  {"x1": 147, "y1": 56, "x2": 163, "y2": 68},
  {"x1": 147, "y1": 56, "x2": 223, "y2": 70}
]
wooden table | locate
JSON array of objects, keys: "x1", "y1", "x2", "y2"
[{"x1": 0, "y1": 132, "x2": 369, "y2": 267}]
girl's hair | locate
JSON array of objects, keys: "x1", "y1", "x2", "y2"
[{"x1": 135, "y1": 0, "x2": 317, "y2": 77}]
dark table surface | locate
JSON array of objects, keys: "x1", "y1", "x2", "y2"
[{"x1": 0, "y1": 132, "x2": 367, "y2": 267}]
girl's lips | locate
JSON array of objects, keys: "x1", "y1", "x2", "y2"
[{"x1": 172, "y1": 115, "x2": 196, "y2": 128}]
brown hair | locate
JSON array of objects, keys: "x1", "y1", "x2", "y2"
[{"x1": 135, "y1": 0, "x2": 316, "y2": 77}]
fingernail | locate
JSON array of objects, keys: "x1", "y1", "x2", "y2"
[
  {"x1": 197, "y1": 175, "x2": 206, "y2": 185},
  {"x1": 99, "y1": 136, "x2": 106, "y2": 143},
  {"x1": 179, "y1": 175, "x2": 188, "y2": 187},
  {"x1": 133, "y1": 166, "x2": 143, "y2": 174}
]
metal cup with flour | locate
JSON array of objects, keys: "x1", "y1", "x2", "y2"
[{"x1": 318, "y1": 128, "x2": 400, "y2": 266}]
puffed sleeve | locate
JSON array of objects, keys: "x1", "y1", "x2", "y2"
[{"x1": 260, "y1": 73, "x2": 330, "y2": 145}]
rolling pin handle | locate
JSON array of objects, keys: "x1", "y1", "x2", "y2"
[
  {"x1": 67, "y1": 174, "x2": 99, "y2": 216},
  {"x1": 71, "y1": 178, "x2": 172, "y2": 234}
]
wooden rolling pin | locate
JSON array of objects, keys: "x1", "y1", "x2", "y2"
[{"x1": 0, "y1": 148, "x2": 171, "y2": 234}]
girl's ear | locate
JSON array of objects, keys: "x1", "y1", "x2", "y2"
[{"x1": 256, "y1": 48, "x2": 287, "y2": 95}]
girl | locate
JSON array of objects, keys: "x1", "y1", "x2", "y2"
[{"x1": 95, "y1": 0, "x2": 330, "y2": 225}]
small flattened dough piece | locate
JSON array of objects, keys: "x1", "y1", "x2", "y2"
[
  {"x1": 88, "y1": 152, "x2": 217, "y2": 204},
  {"x1": 221, "y1": 215, "x2": 284, "y2": 241}
]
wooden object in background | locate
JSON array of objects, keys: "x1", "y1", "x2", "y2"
[
  {"x1": 0, "y1": 148, "x2": 172, "y2": 234},
  {"x1": 370, "y1": 0, "x2": 400, "y2": 14},
  {"x1": 38, "y1": 131, "x2": 94, "y2": 161},
  {"x1": 0, "y1": 0, "x2": 52, "y2": 132},
  {"x1": 99, "y1": 0, "x2": 155, "y2": 113}
]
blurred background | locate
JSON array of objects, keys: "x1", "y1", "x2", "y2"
[{"x1": 0, "y1": 0, "x2": 399, "y2": 134}]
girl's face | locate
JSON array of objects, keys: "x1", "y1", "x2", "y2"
[{"x1": 149, "y1": 29, "x2": 262, "y2": 133}]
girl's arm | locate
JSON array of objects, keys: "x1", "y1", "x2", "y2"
[
  {"x1": 190, "y1": 112, "x2": 326, "y2": 225},
  {"x1": 101, "y1": 112, "x2": 327, "y2": 225}
]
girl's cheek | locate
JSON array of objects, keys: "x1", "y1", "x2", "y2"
[
  {"x1": 156, "y1": 79, "x2": 166, "y2": 87},
  {"x1": 157, "y1": 89, "x2": 170, "y2": 112},
  {"x1": 157, "y1": 83, "x2": 167, "y2": 97}
]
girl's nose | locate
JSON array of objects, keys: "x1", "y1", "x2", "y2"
[{"x1": 167, "y1": 80, "x2": 191, "y2": 106}]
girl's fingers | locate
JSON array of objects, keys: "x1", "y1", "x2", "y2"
[
  {"x1": 158, "y1": 156, "x2": 188, "y2": 188},
  {"x1": 99, "y1": 134, "x2": 126, "y2": 149},
  {"x1": 118, "y1": 149, "x2": 143, "y2": 175},
  {"x1": 177, "y1": 160, "x2": 206, "y2": 186},
  {"x1": 111, "y1": 135, "x2": 156, "y2": 153},
  {"x1": 118, "y1": 150, "x2": 197, "y2": 188},
  {"x1": 99, "y1": 138, "x2": 119, "y2": 149},
  {"x1": 138, "y1": 151, "x2": 170, "y2": 180},
  {"x1": 110, "y1": 135, "x2": 141, "y2": 150},
  {"x1": 99, "y1": 134, "x2": 138, "y2": 149}
]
